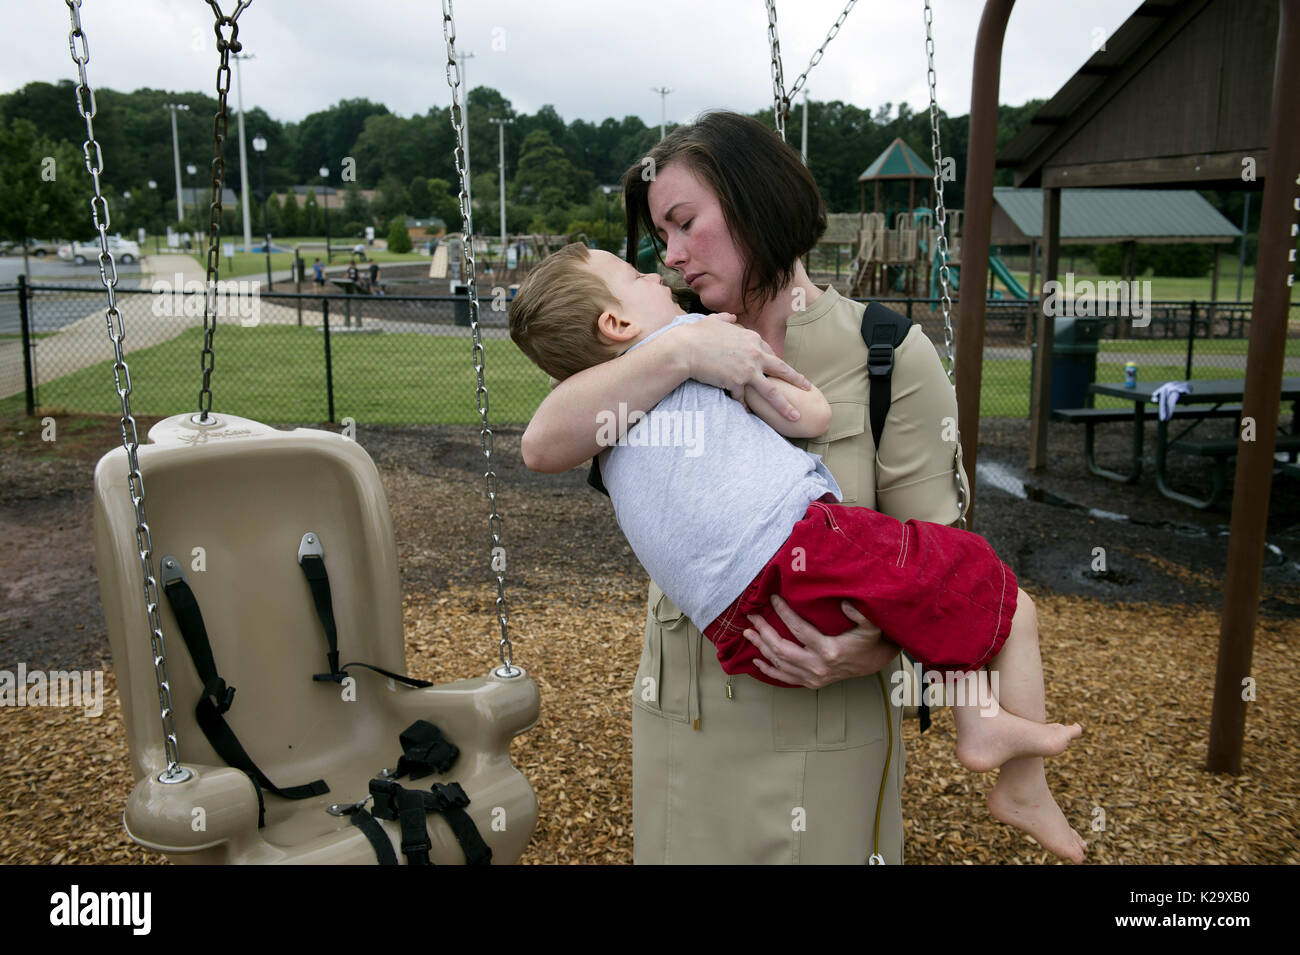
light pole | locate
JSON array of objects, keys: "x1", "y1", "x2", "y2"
[
  {"x1": 602, "y1": 185, "x2": 613, "y2": 250},
  {"x1": 147, "y1": 180, "x2": 159, "y2": 252},
  {"x1": 651, "y1": 87, "x2": 672, "y2": 140},
  {"x1": 232, "y1": 51, "x2": 255, "y2": 253},
  {"x1": 186, "y1": 163, "x2": 197, "y2": 241},
  {"x1": 320, "y1": 165, "x2": 332, "y2": 264},
  {"x1": 252, "y1": 134, "x2": 271, "y2": 289},
  {"x1": 163, "y1": 103, "x2": 190, "y2": 221},
  {"x1": 455, "y1": 51, "x2": 476, "y2": 208},
  {"x1": 488, "y1": 116, "x2": 513, "y2": 248}
]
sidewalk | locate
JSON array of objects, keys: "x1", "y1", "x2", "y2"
[{"x1": 1, "y1": 255, "x2": 280, "y2": 401}]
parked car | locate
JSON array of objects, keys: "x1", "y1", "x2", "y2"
[
  {"x1": 58, "y1": 236, "x2": 141, "y2": 265},
  {"x1": 6, "y1": 239, "x2": 63, "y2": 257}
]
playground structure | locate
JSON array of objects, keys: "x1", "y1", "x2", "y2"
[{"x1": 834, "y1": 137, "x2": 1026, "y2": 302}]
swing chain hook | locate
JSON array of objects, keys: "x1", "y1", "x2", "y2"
[
  {"x1": 766, "y1": 0, "x2": 858, "y2": 142},
  {"x1": 65, "y1": 0, "x2": 186, "y2": 778},
  {"x1": 443, "y1": 0, "x2": 517, "y2": 677},
  {"x1": 197, "y1": 0, "x2": 252, "y2": 423},
  {"x1": 923, "y1": 0, "x2": 967, "y2": 530}
]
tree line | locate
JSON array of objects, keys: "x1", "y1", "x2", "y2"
[{"x1": 0, "y1": 80, "x2": 1266, "y2": 279}]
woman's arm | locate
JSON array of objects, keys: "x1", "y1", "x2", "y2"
[{"x1": 521, "y1": 315, "x2": 813, "y2": 473}]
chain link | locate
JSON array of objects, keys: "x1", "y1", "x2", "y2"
[
  {"x1": 65, "y1": 0, "x2": 187, "y2": 779},
  {"x1": 443, "y1": 0, "x2": 516, "y2": 676},
  {"x1": 765, "y1": 0, "x2": 787, "y2": 141},
  {"x1": 766, "y1": 0, "x2": 857, "y2": 141},
  {"x1": 197, "y1": 0, "x2": 251, "y2": 420},
  {"x1": 923, "y1": 0, "x2": 967, "y2": 529}
]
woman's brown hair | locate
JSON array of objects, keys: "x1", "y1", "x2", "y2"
[{"x1": 622, "y1": 110, "x2": 827, "y2": 315}]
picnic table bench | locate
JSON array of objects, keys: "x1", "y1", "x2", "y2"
[
  {"x1": 1051, "y1": 403, "x2": 1244, "y2": 484},
  {"x1": 1063, "y1": 377, "x2": 1300, "y2": 509}
]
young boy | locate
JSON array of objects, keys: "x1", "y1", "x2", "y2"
[{"x1": 509, "y1": 243, "x2": 1087, "y2": 863}]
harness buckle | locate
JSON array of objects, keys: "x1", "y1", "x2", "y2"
[{"x1": 428, "y1": 781, "x2": 470, "y2": 813}]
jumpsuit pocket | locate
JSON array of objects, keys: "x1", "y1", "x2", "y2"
[
  {"x1": 806, "y1": 401, "x2": 868, "y2": 505},
  {"x1": 632, "y1": 586, "x2": 694, "y2": 723},
  {"x1": 772, "y1": 677, "x2": 886, "y2": 751}
]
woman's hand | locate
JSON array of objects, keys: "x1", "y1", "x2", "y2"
[
  {"x1": 683, "y1": 314, "x2": 811, "y2": 419},
  {"x1": 744, "y1": 596, "x2": 900, "y2": 689}
]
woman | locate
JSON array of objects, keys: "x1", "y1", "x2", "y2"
[{"x1": 521, "y1": 111, "x2": 968, "y2": 864}]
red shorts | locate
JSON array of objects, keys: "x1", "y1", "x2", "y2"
[{"x1": 703, "y1": 497, "x2": 1018, "y2": 689}]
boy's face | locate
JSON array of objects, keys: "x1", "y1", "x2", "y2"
[{"x1": 585, "y1": 250, "x2": 684, "y2": 347}]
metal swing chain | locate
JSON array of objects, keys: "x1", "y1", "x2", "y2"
[
  {"x1": 765, "y1": 0, "x2": 857, "y2": 142},
  {"x1": 197, "y1": 0, "x2": 251, "y2": 421},
  {"x1": 65, "y1": 0, "x2": 187, "y2": 781},
  {"x1": 924, "y1": 0, "x2": 967, "y2": 530},
  {"x1": 443, "y1": 0, "x2": 516, "y2": 677}
]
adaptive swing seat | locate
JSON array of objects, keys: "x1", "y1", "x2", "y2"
[{"x1": 93, "y1": 411, "x2": 540, "y2": 864}]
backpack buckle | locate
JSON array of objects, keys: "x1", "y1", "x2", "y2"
[{"x1": 867, "y1": 343, "x2": 894, "y2": 379}]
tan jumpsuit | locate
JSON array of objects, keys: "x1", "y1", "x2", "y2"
[{"x1": 630, "y1": 287, "x2": 970, "y2": 864}]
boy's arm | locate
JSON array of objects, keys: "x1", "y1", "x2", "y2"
[{"x1": 744, "y1": 376, "x2": 831, "y2": 439}]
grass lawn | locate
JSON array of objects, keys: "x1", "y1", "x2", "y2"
[
  {"x1": 997, "y1": 252, "x2": 1300, "y2": 314},
  {"x1": 4, "y1": 325, "x2": 553, "y2": 426},
  {"x1": 1100, "y1": 338, "x2": 1300, "y2": 357},
  {"x1": 6, "y1": 323, "x2": 1287, "y2": 425}
]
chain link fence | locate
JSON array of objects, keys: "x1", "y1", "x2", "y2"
[{"x1": 2, "y1": 282, "x2": 1294, "y2": 426}]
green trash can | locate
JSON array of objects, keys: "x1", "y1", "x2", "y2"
[{"x1": 1047, "y1": 316, "x2": 1100, "y2": 410}]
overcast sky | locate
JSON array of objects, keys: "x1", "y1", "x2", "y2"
[{"x1": 8, "y1": 1, "x2": 1143, "y2": 128}]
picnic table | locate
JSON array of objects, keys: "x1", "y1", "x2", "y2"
[{"x1": 1085, "y1": 377, "x2": 1300, "y2": 508}]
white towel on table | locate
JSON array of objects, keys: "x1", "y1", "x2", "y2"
[{"x1": 1152, "y1": 380, "x2": 1192, "y2": 422}]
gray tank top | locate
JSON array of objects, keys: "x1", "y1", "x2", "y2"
[{"x1": 600, "y1": 313, "x2": 841, "y2": 630}]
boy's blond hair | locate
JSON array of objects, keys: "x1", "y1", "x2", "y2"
[{"x1": 508, "y1": 243, "x2": 622, "y2": 381}]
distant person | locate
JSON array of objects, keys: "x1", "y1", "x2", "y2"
[
  {"x1": 353, "y1": 242, "x2": 367, "y2": 262},
  {"x1": 369, "y1": 261, "x2": 380, "y2": 295},
  {"x1": 312, "y1": 258, "x2": 324, "y2": 288},
  {"x1": 346, "y1": 258, "x2": 359, "y2": 286}
]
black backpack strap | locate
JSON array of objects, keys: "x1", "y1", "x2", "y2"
[
  {"x1": 297, "y1": 534, "x2": 433, "y2": 689},
  {"x1": 160, "y1": 558, "x2": 330, "y2": 807},
  {"x1": 858, "y1": 306, "x2": 931, "y2": 734},
  {"x1": 861, "y1": 302, "x2": 914, "y2": 451}
]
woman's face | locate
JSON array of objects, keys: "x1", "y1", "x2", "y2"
[{"x1": 646, "y1": 162, "x2": 747, "y2": 314}]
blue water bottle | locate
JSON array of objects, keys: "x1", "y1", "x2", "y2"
[{"x1": 1124, "y1": 361, "x2": 1137, "y2": 389}]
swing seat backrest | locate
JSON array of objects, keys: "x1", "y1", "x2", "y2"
[{"x1": 93, "y1": 412, "x2": 539, "y2": 864}]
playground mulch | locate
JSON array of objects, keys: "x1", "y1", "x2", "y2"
[{"x1": 1, "y1": 411, "x2": 1297, "y2": 864}]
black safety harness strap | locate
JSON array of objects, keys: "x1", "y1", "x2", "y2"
[
  {"x1": 160, "y1": 565, "x2": 331, "y2": 812},
  {"x1": 299, "y1": 553, "x2": 343, "y2": 682},
  {"x1": 349, "y1": 805, "x2": 399, "y2": 865},
  {"x1": 369, "y1": 778, "x2": 492, "y2": 866},
  {"x1": 298, "y1": 548, "x2": 433, "y2": 689}
]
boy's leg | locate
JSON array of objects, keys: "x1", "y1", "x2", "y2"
[{"x1": 949, "y1": 590, "x2": 1087, "y2": 862}]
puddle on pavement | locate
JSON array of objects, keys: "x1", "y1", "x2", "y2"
[{"x1": 976, "y1": 460, "x2": 1293, "y2": 569}]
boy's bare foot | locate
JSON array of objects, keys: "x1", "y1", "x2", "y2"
[
  {"x1": 955, "y1": 705, "x2": 1082, "y2": 773},
  {"x1": 989, "y1": 770, "x2": 1088, "y2": 863}
]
